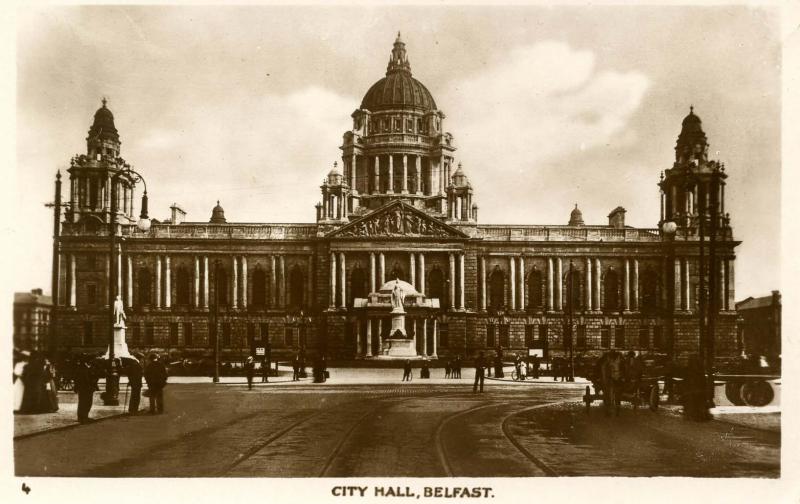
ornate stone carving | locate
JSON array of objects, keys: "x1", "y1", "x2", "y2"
[{"x1": 337, "y1": 205, "x2": 453, "y2": 238}]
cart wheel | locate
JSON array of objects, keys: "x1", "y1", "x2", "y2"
[
  {"x1": 741, "y1": 380, "x2": 774, "y2": 407},
  {"x1": 649, "y1": 385, "x2": 660, "y2": 411},
  {"x1": 725, "y1": 381, "x2": 746, "y2": 406}
]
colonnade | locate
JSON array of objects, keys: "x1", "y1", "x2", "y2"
[
  {"x1": 346, "y1": 153, "x2": 449, "y2": 196},
  {"x1": 354, "y1": 316, "x2": 439, "y2": 358},
  {"x1": 70, "y1": 173, "x2": 134, "y2": 217}
]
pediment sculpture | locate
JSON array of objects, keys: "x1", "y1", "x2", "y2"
[{"x1": 336, "y1": 205, "x2": 456, "y2": 238}]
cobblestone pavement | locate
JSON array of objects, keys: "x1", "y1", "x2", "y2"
[{"x1": 14, "y1": 380, "x2": 779, "y2": 478}]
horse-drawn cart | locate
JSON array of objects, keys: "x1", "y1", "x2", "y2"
[{"x1": 580, "y1": 352, "x2": 665, "y2": 415}]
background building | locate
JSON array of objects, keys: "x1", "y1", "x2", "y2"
[
  {"x1": 50, "y1": 34, "x2": 740, "y2": 365},
  {"x1": 736, "y1": 290, "x2": 781, "y2": 367},
  {"x1": 14, "y1": 288, "x2": 52, "y2": 352}
]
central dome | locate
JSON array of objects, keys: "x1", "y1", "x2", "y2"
[
  {"x1": 360, "y1": 33, "x2": 437, "y2": 112},
  {"x1": 378, "y1": 279, "x2": 419, "y2": 296}
]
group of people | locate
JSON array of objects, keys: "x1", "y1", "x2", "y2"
[
  {"x1": 443, "y1": 356, "x2": 462, "y2": 379},
  {"x1": 13, "y1": 351, "x2": 59, "y2": 414}
]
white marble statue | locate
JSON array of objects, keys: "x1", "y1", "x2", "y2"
[
  {"x1": 391, "y1": 280, "x2": 405, "y2": 311},
  {"x1": 113, "y1": 295, "x2": 126, "y2": 327}
]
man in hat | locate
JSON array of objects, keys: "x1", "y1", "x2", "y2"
[
  {"x1": 126, "y1": 354, "x2": 144, "y2": 415},
  {"x1": 74, "y1": 355, "x2": 98, "y2": 423},
  {"x1": 244, "y1": 356, "x2": 255, "y2": 390},
  {"x1": 144, "y1": 354, "x2": 168, "y2": 414}
]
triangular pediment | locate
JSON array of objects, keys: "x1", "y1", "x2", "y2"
[{"x1": 327, "y1": 201, "x2": 467, "y2": 239}]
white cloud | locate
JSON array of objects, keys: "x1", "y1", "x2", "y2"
[{"x1": 440, "y1": 41, "x2": 650, "y2": 224}]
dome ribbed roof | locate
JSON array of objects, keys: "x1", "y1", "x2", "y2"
[
  {"x1": 360, "y1": 33, "x2": 437, "y2": 112},
  {"x1": 209, "y1": 200, "x2": 227, "y2": 224},
  {"x1": 569, "y1": 204, "x2": 584, "y2": 226},
  {"x1": 680, "y1": 106, "x2": 704, "y2": 135},
  {"x1": 88, "y1": 98, "x2": 119, "y2": 142}
]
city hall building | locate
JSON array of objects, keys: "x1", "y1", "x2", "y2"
[{"x1": 50, "y1": 34, "x2": 740, "y2": 364}]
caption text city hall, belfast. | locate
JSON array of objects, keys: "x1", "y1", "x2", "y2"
[{"x1": 50, "y1": 34, "x2": 740, "y2": 365}]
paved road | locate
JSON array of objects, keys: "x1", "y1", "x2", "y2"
[{"x1": 14, "y1": 380, "x2": 779, "y2": 477}]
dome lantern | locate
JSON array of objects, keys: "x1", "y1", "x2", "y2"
[
  {"x1": 569, "y1": 204, "x2": 585, "y2": 226},
  {"x1": 209, "y1": 200, "x2": 227, "y2": 224}
]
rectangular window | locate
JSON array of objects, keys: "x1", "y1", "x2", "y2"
[
  {"x1": 169, "y1": 322, "x2": 179, "y2": 346},
  {"x1": 145, "y1": 323, "x2": 155, "y2": 345},
  {"x1": 639, "y1": 327, "x2": 650, "y2": 349},
  {"x1": 525, "y1": 325, "x2": 535, "y2": 348},
  {"x1": 284, "y1": 327, "x2": 294, "y2": 347},
  {"x1": 83, "y1": 321, "x2": 93, "y2": 345},
  {"x1": 653, "y1": 326, "x2": 664, "y2": 350},
  {"x1": 439, "y1": 322, "x2": 449, "y2": 347},
  {"x1": 576, "y1": 325, "x2": 586, "y2": 348},
  {"x1": 614, "y1": 326, "x2": 625, "y2": 348},
  {"x1": 222, "y1": 323, "x2": 231, "y2": 347},
  {"x1": 184, "y1": 322, "x2": 193, "y2": 346},
  {"x1": 486, "y1": 324, "x2": 496, "y2": 348},
  {"x1": 86, "y1": 284, "x2": 97, "y2": 305},
  {"x1": 600, "y1": 326, "x2": 611, "y2": 349},
  {"x1": 499, "y1": 325, "x2": 510, "y2": 348}
]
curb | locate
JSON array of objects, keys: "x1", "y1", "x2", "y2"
[{"x1": 14, "y1": 410, "x2": 128, "y2": 441}]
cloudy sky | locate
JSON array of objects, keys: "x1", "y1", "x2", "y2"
[{"x1": 13, "y1": 5, "x2": 781, "y2": 299}]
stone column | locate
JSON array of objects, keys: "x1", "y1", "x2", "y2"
[
  {"x1": 356, "y1": 319, "x2": 362, "y2": 356},
  {"x1": 719, "y1": 259, "x2": 726, "y2": 311},
  {"x1": 418, "y1": 253, "x2": 426, "y2": 295},
  {"x1": 422, "y1": 319, "x2": 428, "y2": 356},
  {"x1": 547, "y1": 257, "x2": 554, "y2": 311},
  {"x1": 415, "y1": 156, "x2": 422, "y2": 195},
  {"x1": 369, "y1": 252, "x2": 376, "y2": 293},
  {"x1": 632, "y1": 259, "x2": 639, "y2": 311},
  {"x1": 127, "y1": 255, "x2": 133, "y2": 307},
  {"x1": 322, "y1": 187, "x2": 328, "y2": 219},
  {"x1": 509, "y1": 256, "x2": 516, "y2": 310},
  {"x1": 623, "y1": 259, "x2": 630, "y2": 312},
  {"x1": 449, "y1": 253, "x2": 456, "y2": 309},
  {"x1": 329, "y1": 252, "x2": 336, "y2": 309},
  {"x1": 155, "y1": 255, "x2": 162, "y2": 308},
  {"x1": 379, "y1": 252, "x2": 385, "y2": 285},
  {"x1": 480, "y1": 256, "x2": 487, "y2": 311},
  {"x1": 410, "y1": 253, "x2": 416, "y2": 288},
  {"x1": 194, "y1": 256, "x2": 200, "y2": 307},
  {"x1": 726, "y1": 260, "x2": 735, "y2": 311},
  {"x1": 402, "y1": 154, "x2": 408, "y2": 194},
  {"x1": 104, "y1": 254, "x2": 110, "y2": 306},
  {"x1": 459, "y1": 254, "x2": 465, "y2": 310},
  {"x1": 387, "y1": 155, "x2": 394, "y2": 193},
  {"x1": 519, "y1": 256, "x2": 526, "y2": 311},
  {"x1": 431, "y1": 319, "x2": 437, "y2": 358},
  {"x1": 439, "y1": 155, "x2": 445, "y2": 194},
  {"x1": 242, "y1": 256, "x2": 248, "y2": 309},
  {"x1": 270, "y1": 255, "x2": 277, "y2": 307},
  {"x1": 585, "y1": 257, "x2": 592, "y2": 310},
  {"x1": 373, "y1": 156, "x2": 380, "y2": 194},
  {"x1": 69, "y1": 254, "x2": 76, "y2": 307},
  {"x1": 674, "y1": 258, "x2": 682, "y2": 311},
  {"x1": 231, "y1": 256, "x2": 238, "y2": 309},
  {"x1": 116, "y1": 246, "x2": 123, "y2": 298},
  {"x1": 366, "y1": 320, "x2": 373, "y2": 357},
  {"x1": 165, "y1": 255, "x2": 172, "y2": 308},
  {"x1": 593, "y1": 258, "x2": 601, "y2": 311},
  {"x1": 203, "y1": 256, "x2": 209, "y2": 308},
  {"x1": 377, "y1": 320, "x2": 383, "y2": 354},
  {"x1": 278, "y1": 256, "x2": 286, "y2": 308},
  {"x1": 683, "y1": 259, "x2": 690, "y2": 311},
  {"x1": 351, "y1": 153, "x2": 357, "y2": 191},
  {"x1": 555, "y1": 258, "x2": 562, "y2": 311},
  {"x1": 339, "y1": 252, "x2": 346, "y2": 308}
]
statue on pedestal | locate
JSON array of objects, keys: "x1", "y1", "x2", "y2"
[
  {"x1": 391, "y1": 280, "x2": 405, "y2": 312},
  {"x1": 113, "y1": 295, "x2": 126, "y2": 328}
]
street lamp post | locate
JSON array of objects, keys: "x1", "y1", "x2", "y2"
[
  {"x1": 105, "y1": 167, "x2": 150, "y2": 406},
  {"x1": 212, "y1": 259, "x2": 221, "y2": 383},
  {"x1": 566, "y1": 259, "x2": 575, "y2": 382}
]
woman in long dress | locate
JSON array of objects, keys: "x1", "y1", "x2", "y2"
[{"x1": 13, "y1": 359, "x2": 26, "y2": 413}]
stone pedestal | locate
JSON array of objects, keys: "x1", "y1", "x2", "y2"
[
  {"x1": 384, "y1": 338, "x2": 417, "y2": 357},
  {"x1": 103, "y1": 324, "x2": 136, "y2": 361}
]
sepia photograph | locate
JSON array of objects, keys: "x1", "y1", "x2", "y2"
[{"x1": 5, "y1": 1, "x2": 799, "y2": 502}]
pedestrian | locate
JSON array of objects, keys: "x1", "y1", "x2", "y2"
[
  {"x1": 402, "y1": 359, "x2": 412, "y2": 381},
  {"x1": 292, "y1": 354, "x2": 301, "y2": 381},
  {"x1": 420, "y1": 359, "x2": 430, "y2": 379},
  {"x1": 244, "y1": 356, "x2": 255, "y2": 390},
  {"x1": 144, "y1": 354, "x2": 168, "y2": 414},
  {"x1": 41, "y1": 358, "x2": 59, "y2": 412},
  {"x1": 13, "y1": 355, "x2": 26, "y2": 413},
  {"x1": 74, "y1": 355, "x2": 98, "y2": 423},
  {"x1": 683, "y1": 355, "x2": 711, "y2": 422},
  {"x1": 126, "y1": 355, "x2": 143, "y2": 415},
  {"x1": 454, "y1": 355, "x2": 462, "y2": 379},
  {"x1": 602, "y1": 350, "x2": 625, "y2": 417},
  {"x1": 262, "y1": 354, "x2": 270, "y2": 383},
  {"x1": 531, "y1": 354, "x2": 541, "y2": 379},
  {"x1": 20, "y1": 352, "x2": 45, "y2": 414},
  {"x1": 473, "y1": 352, "x2": 486, "y2": 393},
  {"x1": 445, "y1": 360, "x2": 451, "y2": 379}
]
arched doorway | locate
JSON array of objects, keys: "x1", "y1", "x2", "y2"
[
  {"x1": 176, "y1": 267, "x2": 191, "y2": 306},
  {"x1": 215, "y1": 269, "x2": 229, "y2": 306},
  {"x1": 565, "y1": 268, "x2": 582, "y2": 311},
  {"x1": 489, "y1": 268, "x2": 505, "y2": 310},
  {"x1": 528, "y1": 269, "x2": 543, "y2": 309},
  {"x1": 604, "y1": 269, "x2": 620, "y2": 311}
]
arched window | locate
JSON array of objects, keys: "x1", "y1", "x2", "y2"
[
  {"x1": 137, "y1": 268, "x2": 151, "y2": 306},
  {"x1": 604, "y1": 269, "x2": 620, "y2": 311},
  {"x1": 176, "y1": 267, "x2": 191, "y2": 306},
  {"x1": 351, "y1": 267, "x2": 367, "y2": 305},
  {"x1": 289, "y1": 266, "x2": 304, "y2": 309},
  {"x1": 428, "y1": 267, "x2": 446, "y2": 307},
  {"x1": 489, "y1": 268, "x2": 505, "y2": 310},
  {"x1": 215, "y1": 269, "x2": 229, "y2": 307},
  {"x1": 389, "y1": 263, "x2": 405, "y2": 283},
  {"x1": 565, "y1": 268, "x2": 582, "y2": 311},
  {"x1": 641, "y1": 269, "x2": 659, "y2": 312},
  {"x1": 252, "y1": 268, "x2": 266, "y2": 307},
  {"x1": 528, "y1": 269, "x2": 544, "y2": 309}
]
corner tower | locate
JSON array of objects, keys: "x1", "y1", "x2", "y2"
[{"x1": 325, "y1": 33, "x2": 464, "y2": 222}]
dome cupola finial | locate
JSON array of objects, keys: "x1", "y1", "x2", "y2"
[
  {"x1": 387, "y1": 31, "x2": 411, "y2": 75},
  {"x1": 675, "y1": 104, "x2": 709, "y2": 165}
]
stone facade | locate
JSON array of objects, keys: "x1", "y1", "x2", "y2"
[{"x1": 50, "y1": 35, "x2": 740, "y2": 364}]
